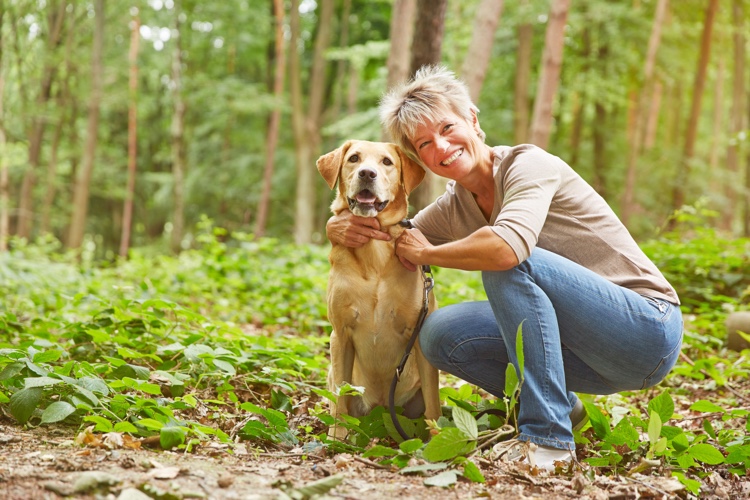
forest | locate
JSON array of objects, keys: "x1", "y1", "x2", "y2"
[{"x1": 1, "y1": 0, "x2": 750, "y2": 498}]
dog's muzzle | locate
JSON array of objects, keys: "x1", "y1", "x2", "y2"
[{"x1": 347, "y1": 189, "x2": 389, "y2": 213}]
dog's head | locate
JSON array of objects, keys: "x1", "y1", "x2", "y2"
[{"x1": 316, "y1": 140, "x2": 425, "y2": 219}]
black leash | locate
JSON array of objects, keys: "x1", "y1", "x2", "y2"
[{"x1": 389, "y1": 219, "x2": 435, "y2": 441}]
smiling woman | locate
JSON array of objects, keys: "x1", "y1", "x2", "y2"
[{"x1": 326, "y1": 65, "x2": 683, "y2": 473}]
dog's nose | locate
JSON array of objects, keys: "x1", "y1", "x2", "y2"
[{"x1": 358, "y1": 168, "x2": 377, "y2": 180}]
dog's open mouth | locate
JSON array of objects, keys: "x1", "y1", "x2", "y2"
[{"x1": 348, "y1": 189, "x2": 389, "y2": 213}]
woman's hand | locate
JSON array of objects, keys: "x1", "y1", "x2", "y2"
[
  {"x1": 395, "y1": 228, "x2": 434, "y2": 272},
  {"x1": 326, "y1": 211, "x2": 391, "y2": 248}
]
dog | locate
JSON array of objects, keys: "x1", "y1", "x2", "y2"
[{"x1": 316, "y1": 140, "x2": 441, "y2": 438}]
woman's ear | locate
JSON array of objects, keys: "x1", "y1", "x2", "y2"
[
  {"x1": 316, "y1": 140, "x2": 353, "y2": 189},
  {"x1": 398, "y1": 147, "x2": 426, "y2": 195}
]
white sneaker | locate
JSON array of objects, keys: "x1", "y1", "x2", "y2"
[{"x1": 491, "y1": 439, "x2": 573, "y2": 472}]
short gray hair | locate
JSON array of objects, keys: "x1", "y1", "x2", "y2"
[{"x1": 379, "y1": 65, "x2": 483, "y2": 165}]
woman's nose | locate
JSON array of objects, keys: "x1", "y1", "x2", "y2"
[{"x1": 436, "y1": 136, "x2": 449, "y2": 152}]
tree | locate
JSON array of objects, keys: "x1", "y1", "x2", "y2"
[
  {"x1": 514, "y1": 0, "x2": 533, "y2": 145},
  {"x1": 120, "y1": 13, "x2": 140, "y2": 258},
  {"x1": 621, "y1": 0, "x2": 669, "y2": 227},
  {"x1": 0, "y1": 0, "x2": 7, "y2": 251},
  {"x1": 407, "y1": 0, "x2": 447, "y2": 212},
  {"x1": 723, "y1": 0, "x2": 745, "y2": 232},
  {"x1": 68, "y1": 0, "x2": 104, "y2": 249},
  {"x1": 255, "y1": 0, "x2": 286, "y2": 238},
  {"x1": 386, "y1": 0, "x2": 416, "y2": 90},
  {"x1": 461, "y1": 0, "x2": 504, "y2": 103},
  {"x1": 170, "y1": 0, "x2": 187, "y2": 253},
  {"x1": 671, "y1": 0, "x2": 719, "y2": 213},
  {"x1": 528, "y1": 0, "x2": 570, "y2": 149}
]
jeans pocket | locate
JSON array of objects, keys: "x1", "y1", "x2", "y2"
[{"x1": 641, "y1": 332, "x2": 683, "y2": 389}]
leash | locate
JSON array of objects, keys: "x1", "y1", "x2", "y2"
[{"x1": 389, "y1": 219, "x2": 435, "y2": 441}]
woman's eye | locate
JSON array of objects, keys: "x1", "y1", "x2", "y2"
[
  {"x1": 443, "y1": 124, "x2": 453, "y2": 132},
  {"x1": 348, "y1": 154, "x2": 359, "y2": 162},
  {"x1": 383, "y1": 157, "x2": 393, "y2": 166},
  {"x1": 418, "y1": 142, "x2": 428, "y2": 149}
]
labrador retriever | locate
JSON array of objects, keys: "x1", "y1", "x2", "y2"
[{"x1": 316, "y1": 140, "x2": 441, "y2": 438}]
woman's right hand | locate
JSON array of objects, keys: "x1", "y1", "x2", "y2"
[{"x1": 326, "y1": 212, "x2": 391, "y2": 248}]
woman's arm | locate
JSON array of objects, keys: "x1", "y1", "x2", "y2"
[{"x1": 395, "y1": 226, "x2": 519, "y2": 271}]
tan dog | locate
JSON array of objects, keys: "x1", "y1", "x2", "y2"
[{"x1": 317, "y1": 140, "x2": 441, "y2": 438}]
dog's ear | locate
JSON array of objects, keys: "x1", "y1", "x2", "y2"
[
  {"x1": 398, "y1": 147, "x2": 426, "y2": 195},
  {"x1": 316, "y1": 141, "x2": 353, "y2": 189}
]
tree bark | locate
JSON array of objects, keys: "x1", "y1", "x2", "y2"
[
  {"x1": 643, "y1": 79, "x2": 663, "y2": 150},
  {"x1": 67, "y1": 0, "x2": 103, "y2": 249},
  {"x1": 255, "y1": 0, "x2": 286, "y2": 238},
  {"x1": 17, "y1": 0, "x2": 67, "y2": 239},
  {"x1": 170, "y1": 1, "x2": 187, "y2": 253},
  {"x1": 120, "y1": 15, "x2": 140, "y2": 258},
  {"x1": 514, "y1": 0, "x2": 533, "y2": 145},
  {"x1": 461, "y1": 0, "x2": 504, "y2": 103},
  {"x1": 620, "y1": 0, "x2": 668, "y2": 227},
  {"x1": 386, "y1": 0, "x2": 416, "y2": 90},
  {"x1": 0, "y1": 2, "x2": 7, "y2": 251},
  {"x1": 407, "y1": 0, "x2": 447, "y2": 212},
  {"x1": 528, "y1": 0, "x2": 570, "y2": 149},
  {"x1": 724, "y1": 0, "x2": 745, "y2": 232},
  {"x1": 671, "y1": 0, "x2": 719, "y2": 213}
]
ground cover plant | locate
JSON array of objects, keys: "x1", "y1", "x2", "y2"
[{"x1": 1, "y1": 214, "x2": 749, "y2": 498}]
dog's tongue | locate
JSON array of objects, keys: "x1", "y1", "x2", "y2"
[{"x1": 356, "y1": 190, "x2": 377, "y2": 204}]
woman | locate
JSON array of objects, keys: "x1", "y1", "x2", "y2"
[{"x1": 326, "y1": 65, "x2": 683, "y2": 471}]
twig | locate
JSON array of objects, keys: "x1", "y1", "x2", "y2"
[
  {"x1": 258, "y1": 452, "x2": 326, "y2": 461},
  {"x1": 351, "y1": 455, "x2": 391, "y2": 470},
  {"x1": 623, "y1": 475, "x2": 672, "y2": 497}
]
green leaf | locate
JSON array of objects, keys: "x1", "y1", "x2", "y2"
[
  {"x1": 213, "y1": 359, "x2": 236, "y2": 375},
  {"x1": 671, "y1": 433, "x2": 690, "y2": 454},
  {"x1": 84, "y1": 415, "x2": 114, "y2": 432},
  {"x1": 514, "y1": 322, "x2": 524, "y2": 381},
  {"x1": 503, "y1": 363, "x2": 519, "y2": 399},
  {"x1": 672, "y1": 472, "x2": 701, "y2": 495},
  {"x1": 648, "y1": 411, "x2": 662, "y2": 446},
  {"x1": 0, "y1": 362, "x2": 24, "y2": 381},
  {"x1": 114, "y1": 421, "x2": 138, "y2": 433},
  {"x1": 136, "y1": 382, "x2": 162, "y2": 395},
  {"x1": 41, "y1": 401, "x2": 76, "y2": 424},
  {"x1": 422, "y1": 427, "x2": 474, "y2": 462},
  {"x1": 399, "y1": 438, "x2": 424, "y2": 454},
  {"x1": 452, "y1": 406, "x2": 478, "y2": 441},
  {"x1": 24, "y1": 376, "x2": 63, "y2": 388},
  {"x1": 136, "y1": 418, "x2": 165, "y2": 431},
  {"x1": 10, "y1": 387, "x2": 42, "y2": 424},
  {"x1": 462, "y1": 460, "x2": 485, "y2": 483},
  {"x1": 362, "y1": 445, "x2": 399, "y2": 458},
  {"x1": 423, "y1": 470, "x2": 458, "y2": 487},
  {"x1": 400, "y1": 463, "x2": 447, "y2": 475},
  {"x1": 583, "y1": 402, "x2": 610, "y2": 439},
  {"x1": 647, "y1": 390, "x2": 674, "y2": 424},
  {"x1": 160, "y1": 426, "x2": 186, "y2": 450},
  {"x1": 689, "y1": 400, "x2": 724, "y2": 413},
  {"x1": 270, "y1": 389, "x2": 292, "y2": 412},
  {"x1": 687, "y1": 443, "x2": 725, "y2": 465},
  {"x1": 289, "y1": 475, "x2": 343, "y2": 497},
  {"x1": 33, "y1": 350, "x2": 63, "y2": 364}
]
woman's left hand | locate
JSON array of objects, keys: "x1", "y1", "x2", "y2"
[{"x1": 395, "y1": 228, "x2": 433, "y2": 272}]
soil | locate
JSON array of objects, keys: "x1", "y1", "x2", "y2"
[{"x1": 2, "y1": 423, "x2": 746, "y2": 499}]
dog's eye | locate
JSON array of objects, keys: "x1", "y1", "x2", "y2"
[
  {"x1": 347, "y1": 154, "x2": 359, "y2": 163},
  {"x1": 383, "y1": 157, "x2": 393, "y2": 166}
]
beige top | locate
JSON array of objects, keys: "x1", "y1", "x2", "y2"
[{"x1": 413, "y1": 144, "x2": 679, "y2": 304}]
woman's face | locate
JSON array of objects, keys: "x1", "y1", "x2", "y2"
[{"x1": 409, "y1": 108, "x2": 485, "y2": 182}]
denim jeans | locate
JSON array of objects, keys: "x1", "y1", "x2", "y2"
[{"x1": 419, "y1": 248, "x2": 683, "y2": 451}]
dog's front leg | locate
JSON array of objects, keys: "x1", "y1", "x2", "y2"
[
  {"x1": 414, "y1": 341, "x2": 441, "y2": 421},
  {"x1": 328, "y1": 329, "x2": 355, "y2": 438}
]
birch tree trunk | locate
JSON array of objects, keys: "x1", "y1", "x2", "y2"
[
  {"x1": 671, "y1": 0, "x2": 719, "y2": 213},
  {"x1": 170, "y1": 2, "x2": 186, "y2": 253},
  {"x1": 17, "y1": 0, "x2": 66, "y2": 239},
  {"x1": 514, "y1": 0, "x2": 533, "y2": 145},
  {"x1": 67, "y1": 0, "x2": 103, "y2": 249},
  {"x1": 724, "y1": 0, "x2": 745, "y2": 232},
  {"x1": 255, "y1": 0, "x2": 286, "y2": 238},
  {"x1": 620, "y1": 0, "x2": 668, "y2": 227},
  {"x1": 120, "y1": 15, "x2": 140, "y2": 258},
  {"x1": 408, "y1": 0, "x2": 447, "y2": 212},
  {"x1": 528, "y1": 0, "x2": 570, "y2": 149},
  {"x1": 461, "y1": 0, "x2": 504, "y2": 103},
  {"x1": 386, "y1": 0, "x2": 416, "y2": 90}
]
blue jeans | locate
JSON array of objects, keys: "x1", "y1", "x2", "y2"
[{"x1": 419, "y1": 248, "x2": 683, "y2": 451}]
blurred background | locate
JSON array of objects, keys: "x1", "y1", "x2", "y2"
[{"x1": 0, "y1": 0, "x2": 746, "y2": 259}]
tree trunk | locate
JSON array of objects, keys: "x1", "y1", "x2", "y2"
[
  {"x1": 386, "y1": 0, "x2": 416, "y2": 91},
  {"x1": 255, "y1": 0, "x2": 286, "y2": 238},
  {"x1": 0, "y1": 3, "x2": 7, "y2": 251},
  {"x1": 592, "y1": 101, "x2": 608, "y2": 198},
  {"x1": 17, "y1": 0, "x2": 67, "y2": 239},
  {"x1": 293, "y1": 0, "x2": 333, "y2": 245},
  {"x1": 461, "y1": 0, "x2": 504, "y2": 103},
  {"x1": 67, "y1": 0, "x2": 103, "y2": 249},
  {"x1": 170, "y1": 1, "x2": 186, "y2": 253},
  {"x1": 40, "y1": 113, "x2": 62, "y2": 235},
  {"x1": 643, "y1": 79, "x2": 663, "y2": 150},
  {"x1": 745, "y1": 95, "x2": 750, "y2": 237},
  {"x1": 514, "y1": 0, "x2": 533, "y2": 145},
  {"x1": 407, "y1": 0, "x2": 447, "y2": 212},
  {"x1": 621, "y1": 0, "x2": 668, "y2": 226},
  {"x1": 709, "y1": 59, "x2": 725, "y2": 217},
  {"x1": 724, "y1": 0, "x2": 745, "y2": 232},
  {"x1": 528, "y1": 0, "x2": 570, "y2": 149},
  {"x1": 331, "y1": 0, "x2": 352, "y2": 123},
  {"x1": 671, "y1": 0, "x2": 719, "y2": 213},
  {"x1": 120, "y1": 14, "x2": 140, "y2": 258}
]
